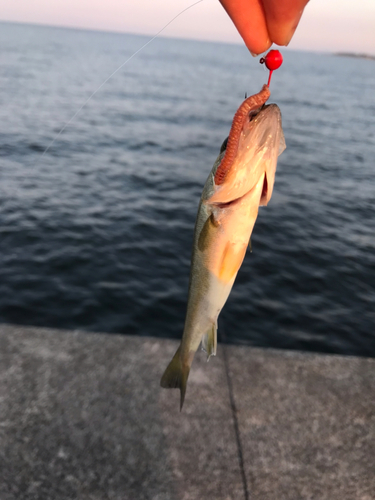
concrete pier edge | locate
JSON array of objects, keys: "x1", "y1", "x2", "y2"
[{"x1": 0, "y1": 323, "x2": 374, "y2": 499}]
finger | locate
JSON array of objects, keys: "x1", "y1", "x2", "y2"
[
  {"x1": 219, "y1": 0, "x2": 272, "y2": 56},
  {"x1": 262, "y1": 0, "x2": 310, "y2": 46}
]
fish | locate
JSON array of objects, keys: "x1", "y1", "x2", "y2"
[{"x1": 160, "y1": 84, "x2": 286, "y2": 409}]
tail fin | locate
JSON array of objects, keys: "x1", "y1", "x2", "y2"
[{"x1": 160, "y1": 346, "x2": 191, "y2": 410}]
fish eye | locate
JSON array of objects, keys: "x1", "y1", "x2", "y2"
[{"x1": 220, "y1": 136, "x2": 228, "y2": 154}]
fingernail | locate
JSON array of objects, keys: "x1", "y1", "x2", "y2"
[
  {"x1": 282, "y1": 12, "x2": 303, "y2": 46},
  {"x1": 283, "y1": 29, "x2": 295, "y2": 46},
  {"x1": 249, "y1": 37, "x2": 271, "y2": 57}
]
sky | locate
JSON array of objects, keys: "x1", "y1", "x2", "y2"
[{"x1": 1, "y1": 0, "x2": 375, "y2": 54}]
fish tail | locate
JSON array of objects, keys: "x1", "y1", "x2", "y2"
[{"x1": 160, "y1": 346, "x2": 191, "y2": 411}]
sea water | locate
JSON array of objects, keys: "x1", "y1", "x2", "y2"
[{"x1": 0, "y1": 22, "x2": 374, "y2": 356}]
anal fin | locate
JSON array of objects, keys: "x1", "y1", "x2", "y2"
[{"x1": 201, "y1": 322, "x2": 217, "y2": 361}]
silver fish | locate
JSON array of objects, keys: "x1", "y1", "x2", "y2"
[{"x1": 160, "y1": 85, "x2": 286, "y2": 409}]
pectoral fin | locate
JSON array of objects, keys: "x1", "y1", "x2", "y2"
[
  {"x1": 201, "y1": 322, "x2": 217, "y2": 360},
  {"x1": 198, "y1": 213, "x2": 219, "y2": 252}
]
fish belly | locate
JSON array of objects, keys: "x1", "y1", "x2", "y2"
[{"x1": 181, "y1": 170, "x2": 266, "y2": 359}]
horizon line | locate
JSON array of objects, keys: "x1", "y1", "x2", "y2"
[{"x1": 0, "y1": 18, "x2": 341, "y2": 56}]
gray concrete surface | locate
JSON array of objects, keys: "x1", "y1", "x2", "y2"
[{"x1": 0, "y1": 324, "x2": 374, "y2": 500}]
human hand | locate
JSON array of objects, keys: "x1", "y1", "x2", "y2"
[{"x1": 219, "y1": 0, "x2": 310, "y2": 55}]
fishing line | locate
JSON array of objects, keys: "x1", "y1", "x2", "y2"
[{"x1": 42, "y1": 0, "x2": 204, "y2": 157}]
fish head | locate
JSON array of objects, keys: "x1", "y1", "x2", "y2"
[{"x1": 207, "y1": 102, "x2": 285, "y2": 207}]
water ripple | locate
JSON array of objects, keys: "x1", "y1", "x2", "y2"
[{"x1": 0, "y1": 23, "x2": 374, "y2": 356}]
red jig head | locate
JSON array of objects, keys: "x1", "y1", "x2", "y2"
[{"x1": 260, "y1": 50, "x2": 283, "y2": 86}]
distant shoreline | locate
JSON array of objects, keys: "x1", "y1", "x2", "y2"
[{"x1": 335, "y1": 52, "x2": 375, "y2": 61}]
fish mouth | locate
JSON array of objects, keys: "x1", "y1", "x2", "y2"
[
  {"x1": 248, "y1": 104, "x2": 265, "y2": 120},
  {"x1": 207, "y1": 102, "x2": 283, "y2": 207},
  {"x1": 242, "y1": 103, "x2": 272, "y2": 134}
]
